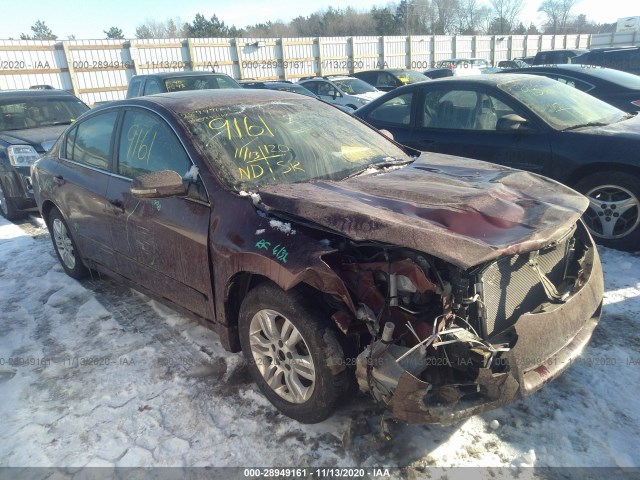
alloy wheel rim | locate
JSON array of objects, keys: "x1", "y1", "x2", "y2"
[
  {"x1": 248, "y1": 309, "x2": 316, "y2": 404},
  {"x1": 52, "y1": 218, "x2": 76, "y2": 270},
  {"x1": 583, "y1": 184, "x2": 640, "y2": 240}
]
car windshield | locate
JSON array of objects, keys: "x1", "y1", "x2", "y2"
[
  {"x1": 470, "y1": 59, "x2": 490, "y2": 67},
  {"x1": 164, "y1": 75, "x2": 240, "y2": 92},
  {"x1": 179, "y1": 98, "x2": 410, "y2": 190},
  {"x1": 332, "y1": 78, "x2": 377, "y2": 94},
  {"x1": 0, "y1": 97, "x2": 88, "y2": 131},
  {"x1": 396, "y1": 70, "x2": 429, "y2": 83},
  {"x1": 497, "y1": 76, "x2": 627, "y2": 130}
]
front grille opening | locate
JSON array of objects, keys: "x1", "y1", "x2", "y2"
[{"x1": 473, "y1": 223, "x2": 588, "y2": 339}]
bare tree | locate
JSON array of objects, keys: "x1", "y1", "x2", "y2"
[
  {"x1": 489, "y1": 0, "x2": 524, "y2": 34},
  {"x1": 457, "y1": 0, "x2": 493, "y2": 34},
  {"x1": 538, "y1": 0, "x2": 579, "y2": 34}
]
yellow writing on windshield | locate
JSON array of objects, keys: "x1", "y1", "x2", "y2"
[
  {"x1": 209, "y1": 115, "x2": 274, "y2": 140},
  {"x1": 235, "y1": 144, "x2": 304, "y2": 180}
]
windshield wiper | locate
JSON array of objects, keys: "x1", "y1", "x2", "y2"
[
  {"x1": 343, "y1": 158, "x2": 414, "y2": 180},
  {"x1": 562, "y1": 121, "x2": 610, "y2": 131}
]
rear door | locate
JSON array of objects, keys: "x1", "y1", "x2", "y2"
[
  {"x1": 105, "y1": 107, "x2": 213, "y2": 318},
  {"x1": 55, "y1": 111, "x2": 119, "y2": 267}
]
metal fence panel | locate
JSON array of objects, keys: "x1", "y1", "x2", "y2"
[{"x1": 1, "y1": 34, "x2": 598, "y2": 100}]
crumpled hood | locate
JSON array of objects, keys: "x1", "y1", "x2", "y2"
[
  {"x1": 0, "y1": 125, "x2": 67, "y2": 152},
  {"x1": 257, "y1": 153, "x2": 588, "y2": 269}
]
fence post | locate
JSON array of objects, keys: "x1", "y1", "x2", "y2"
[
  {"x1": 380, "y1": 36, "x2": 386, "y2": 68},
  {"x1": 348, "y1": 37, "x2": 354, "y2": 73},
  {"x1": 278, "y1": 38, "x2": 286, "y2": 80},
  {"x1": 407, "y1": 35, "x2": 412, "y2": 69},
  {"x1": 61, "y1": 42, "x2": 80, "y2": 98},
  {"x1": 233, "y1": 38, "x2": 244, "y2": 80},
  {"x1": 186, "y1": 38, "x2": 195, "y2": 71},
  {"x1": 317, "y1": 37, "x2": 324, "y2": 76}
]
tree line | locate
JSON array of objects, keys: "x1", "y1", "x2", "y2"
[{"x1": 18, "y1": 0, "x2": 616, "y2": 41}]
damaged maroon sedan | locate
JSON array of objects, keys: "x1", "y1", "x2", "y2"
[{"x1": 32, "y1": 89, "x2": 603, "y2": 425}]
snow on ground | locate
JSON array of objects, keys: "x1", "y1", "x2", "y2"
[{"x1": 1, "y1": 215, "x2": 639, "y2": 472}]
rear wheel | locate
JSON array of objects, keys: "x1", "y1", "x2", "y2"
[
  {"x1": 575, "y1": 172, "x2": 640, "y2": 251},
  {"x1": 0, "y1": 179, "x2": 22, "y2": 221},
  {"x1": 47, "y1": 208, "x2": 89, "y2": 279},
  {"x1": 238, "y1": 283, "x2": 351, "y2": 423}
]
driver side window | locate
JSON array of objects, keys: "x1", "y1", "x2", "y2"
[{"x1": 117, "y1": 110, "x2": 192, "y2": 179}]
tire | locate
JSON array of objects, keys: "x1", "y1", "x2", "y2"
[
  {"x1": 575, "y1": 172, "x2": 640, "y2": 251},
  {"x1": 238, "y1": 282, "x2": 351, "y2": 423},
  {"x1": 0, "y1": 178, "x2": 22, "y2": 221},
  {"x1": 46, "y1": 208, "x2": 89, "y2": 279}
]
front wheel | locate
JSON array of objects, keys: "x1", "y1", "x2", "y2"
[
  {"x1": 47, "y1": 208, "x2": 89, "y2": 279},
  {"x1": 238, "y1": 283, "x2": 351, "y2": 423},
  {"x1": 575, "y1": 172, "x2": 640, "y2": 251}
]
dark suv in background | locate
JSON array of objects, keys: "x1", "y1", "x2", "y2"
[
  {"x1": 572, "y1": 47, "x2": 640, "y2": 75},
  {"x1": 532, "y1": 49, "x2": 588, "y2": 65},
  {"x1": 0, "y1": 89, "x2": 88, "y2": 219}
]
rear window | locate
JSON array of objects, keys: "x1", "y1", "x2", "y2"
[{"x1": 164, "y1": 75, "x2": 240, "y2": 92}]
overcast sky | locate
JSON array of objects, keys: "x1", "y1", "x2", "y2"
[{"x1": 0, "y1": 0, "x2": 633, "y2": 39}]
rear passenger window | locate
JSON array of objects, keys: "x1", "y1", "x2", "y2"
[
  {"x1": 65, "y1": 111, "x2": 118, "y2": 170},
  {"x1": 117, "y1": 110, "x2": 191, "y2": 178}
]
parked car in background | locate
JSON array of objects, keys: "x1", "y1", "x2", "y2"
[
  {"x1": 351, "y1": 69, "x2": 430, "y2": 91},
  {"x1": 497, "y1": 59, "x2": 530, "y2": 69},
  {"x1": 126, "y1": 71, "x2": 241, "y2": 98},
  {"x1": 0, "y1": 89, "x2": 89, "y2": 219},
  {"x1": 424, "y1": 58, "x2": 493, "y2": 78},
  {"x1": 239, "y1": 80, "x2": 317, "y2": 97},
  {"x1": 298, "y1": 75, "x2": 384, "y2": 109},
  {"x1": 32, "y1": 89, "x2": 602, "y2": 425},
  {"x1": 240, "y1": 79, "x2": 355, "y2": 113},
  {"x1": 497, "y1": 64, "x2": 640, "y2": 112},
  {"x1": 572, "y1": 47, "x2": 640, "y2": 76},
  {"x1": 354, "y1": 74, "x2": 640, "y2": 250},
  {"x1": 532, "y1": 49, "x2": 589, "y2": 65},
  {"x1": 514, "y1": 56, "x2": 535, "y2": 65}
]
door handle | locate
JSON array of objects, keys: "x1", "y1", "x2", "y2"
[
  {"x1": 53, "y1": 175, "x2": 65, "y2": 185},
  {"x1": 108, "y1": 198, "x2": 125, "y2": 214}
]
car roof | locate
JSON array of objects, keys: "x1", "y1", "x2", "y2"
[
  {"x1": 0, "y1": 89, "x2": 77, "y2": 99},
  {"x1": 132, "y1": 71, "x2": 231, "y2": 80},
  {"x1": 95, "y1": 89, "x2": 312, "y2": 116},
  {"x1": 398, "y1": 73, "x2": 534, "y2": 86}
]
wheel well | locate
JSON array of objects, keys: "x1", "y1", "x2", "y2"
[
  {"x1": 40, "y1": 200, "x2": 57, "y2": 227},
  {"x1": 224, "y1": 273, "x2": 346, "y2": 346},
  {"x1": 567, "y1": 163, "x2": 640, "y2": 189}
]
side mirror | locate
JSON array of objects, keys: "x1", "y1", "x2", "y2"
[
  {"x1": 131, "y1": 170, "x2": 186, "y2": 198},
  {"x1": 496, "y1": 114, "x2": 533, "y2": 132}
]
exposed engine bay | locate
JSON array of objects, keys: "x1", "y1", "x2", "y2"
[{"x1": 321, "y1": 220, "x2": 597, "y2": 424}]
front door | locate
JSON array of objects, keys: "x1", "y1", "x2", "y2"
[{"x1": 106, "y1": 108, "x2": 213, "y2": 319}]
